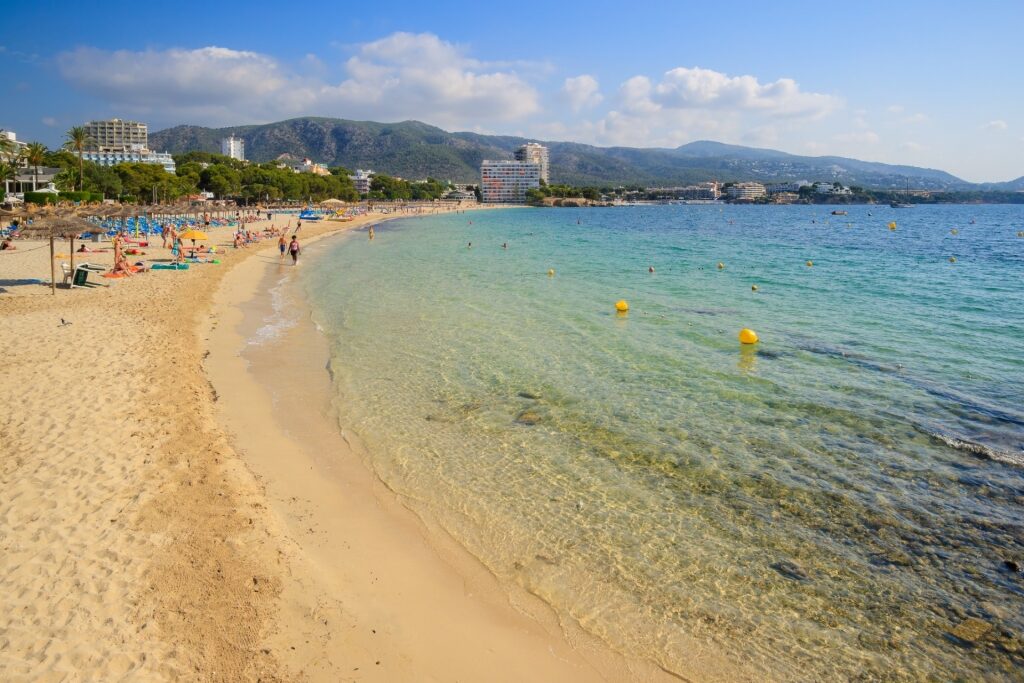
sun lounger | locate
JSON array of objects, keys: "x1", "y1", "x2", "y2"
[{"x1": 61, "y1": 262, "x2": 107, "y2": 288}]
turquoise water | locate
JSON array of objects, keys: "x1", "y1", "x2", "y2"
[{"x1": 299, "y1": 205, "x2": 1023, "y2": 680}]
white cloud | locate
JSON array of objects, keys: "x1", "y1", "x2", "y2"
[
  {"x1": 887, "y1": 104, "x2": 905, "y2": 114},
  {"x1": 41, "y1": 117, "x2": 57, "y2": 127},
  {"x1": 645, "y1": 67, "x2": 838, "y2": 118},
  {"x1": 54, "y1": 33, "x2": 540, "y2": 129},
  {"x1": 900, "y1": 142, "x2": 927, "y2": 152},
  {"x1": 983, "y1": 119, "x2": 1008, "y2": 131},
  {"x1": 581, "y1": 66, "x2": 837, "y2": 147},
  {"x1": 902, "y1": 112, "x2": 927, "y2": 124},
  {"x1": 562, "y1": 75, "x2": 602, "y2": 112}
]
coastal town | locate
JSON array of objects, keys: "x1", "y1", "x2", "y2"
[{"x1": 1, "y1": 117, "x2": 1004, "y2": 213}]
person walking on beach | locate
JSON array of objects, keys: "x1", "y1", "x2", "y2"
[
  {"x1": 288, "y1": 235, "x2": 300, "y2": 265},
  {"x1": 278, "y1": 235, "x2": 287, "y2": 260}
]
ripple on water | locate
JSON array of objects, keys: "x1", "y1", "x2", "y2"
[{"x1": 303, "y1": 205, "x2": 1024, "y2": 680}]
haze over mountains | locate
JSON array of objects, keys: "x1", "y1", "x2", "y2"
[{"x1": 151, "y1": 117, "x2": 1024, "y2": 191}]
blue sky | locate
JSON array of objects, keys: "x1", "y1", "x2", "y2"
[{"x1": 2, "y1": 0, "x2": 1022, "y2": 182}]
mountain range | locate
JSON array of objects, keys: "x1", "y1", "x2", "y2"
[{"x1": 150, "y1": 117, "x2": 1024, "y2": 192}]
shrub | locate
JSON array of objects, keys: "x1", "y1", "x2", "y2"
[
  {"x1": 59, "y1": 191, "x2": 90, "y2": 202},
  {"x1": 88, "y1": 192, "x2": 104, "y2": 202},
  {"x1": 24, "y1": 192, "x2": 59, "y2": 205}
]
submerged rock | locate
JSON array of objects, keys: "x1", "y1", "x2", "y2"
[
  {"x1": 516, "y1": 410, "x2": 543, "y2": 425},
  {"x1": 950, "y1": 617, "x2": 992, "y2": 643},
  {"x1": 770, "y1": 560, "x2": 810, "y2": 582},
  {"x1": 517, "y1": 390, "x2": 542, "y2": 400}
]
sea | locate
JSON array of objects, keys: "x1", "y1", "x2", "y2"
[{"x1": 288, "y1": 204, "x2": 1022, "y2": 680}]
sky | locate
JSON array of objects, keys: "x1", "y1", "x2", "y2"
[{"x1": 1, "y1": 1, "x2": 1022, "y2": 182}]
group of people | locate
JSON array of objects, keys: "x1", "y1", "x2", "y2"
[{"x1": 278, "y1": 234, "x2": 301, "y2": 264}]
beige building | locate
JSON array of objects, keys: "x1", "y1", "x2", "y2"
[
  {"x1": 514, "y1": 142, "x2": 549, "y2": 183},
  {"x1": 83, "y1": 119, "x2": 148, "y2": 152},
  {"x1": 726, "y1": 182, "x2": 767, "y2": 200}
]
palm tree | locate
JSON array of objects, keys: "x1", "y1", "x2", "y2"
[
  {"x1": 24, "y1": 142, "x2": 47, "y2": 192},
  {"x1": 0, "y1": 135, "x2": 15, "y2": 162},
  {"x1": 0, "y1": 162, "x2": 16, "y2": 196},
  {"x1": 63, "y1": 126, "x2": 93, "y2": 191}
]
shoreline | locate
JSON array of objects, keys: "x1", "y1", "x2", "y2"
[{"x1": 203, "y1": 213, "x2": 688, "y2": 680}]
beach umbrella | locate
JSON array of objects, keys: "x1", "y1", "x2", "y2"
[
  {"x1": 17, "y1": 213, "x2": 96, "y2": 293},
  {"x1": 178, "y1": 228, "x2": 209, "y2": 257}
]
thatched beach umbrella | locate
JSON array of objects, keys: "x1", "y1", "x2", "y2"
[{"x1": 18, "y1": 212, "x2": 96, "y2": 293}]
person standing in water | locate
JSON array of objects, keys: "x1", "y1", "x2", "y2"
[
  {"x1": 368, "y1": 226, "x2": 375, "y2": 240},
  {"x1": 278, "y1": 234, "x2": 287, "y2": 260},
  {"x1": 288, "y1": 235, "x2": 300, "y2": 265}
]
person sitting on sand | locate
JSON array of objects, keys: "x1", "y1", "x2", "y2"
[
  {"x1": 1, "y1": 239, "x2": 15, "y2": 251},
  {"x1": 112, "y1": 235, "x2": 135, "y2": 276}
]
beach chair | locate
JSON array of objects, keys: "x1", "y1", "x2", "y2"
[{"x1": 61, "y1": 262, "x2": 107, "y2": 288}]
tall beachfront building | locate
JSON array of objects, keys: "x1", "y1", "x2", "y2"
[
  {"x1": 480, "y1": 160, "x2": 541, "y2": 203},
  {"x1": 81, "y1": 118, "x2": 175, "y2": 172},
  {"x1": 514, "y1": 142, "x2": 549, "y2": 183},
  {"x1": 221, "y1": 135, "x2": 245, "y2": 161},
  {"x1": 83, "y1": 119, "x2": 148, "y2": 152}
]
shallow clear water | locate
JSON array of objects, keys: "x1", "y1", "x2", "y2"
[{"x1": 299, "y1": 205, "x2": 1024, "y2": 680}]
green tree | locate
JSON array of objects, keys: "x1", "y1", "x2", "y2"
[
  {"x1": 63, "y1": 126, "x2": 94, "y2": 191},
  {"x1": 0, "y1": 161, "x2": 16, "y2": 196},
  {"x1": 24, "y1": 142, "x2": 47, "y2": 191}
]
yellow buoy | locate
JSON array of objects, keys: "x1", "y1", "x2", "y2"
[
  {"x1": 888, "y1": 221, "x2": 897, "y2": 230},
  {"x1": 615, "y1": 300, "x2": 629, "y2": 312},
  {"x1": 950, "y1": 228, "x2": 958, "y2": 235},
  {"x1": 806, "y1": 260, "x2": 814, "y2": 267},
  {"x1": 751, "y1": 284, "x2": 759, "y2": 291},
  {"x1": 949, "y1": 256, "x2": 957, "y2": 263},
  {"x1": 739, "y1": 328, "x2": 759, "y2": 345},
  {"x1": 717, "y1": 262, "x2": 725, "y2": 270},
  {"x1": 547, "y1": 268, "x2": 555, "y2": 276}
]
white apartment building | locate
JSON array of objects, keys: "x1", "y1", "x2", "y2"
[
  {"x1": 514, "y1": 142, "x2": 549, "y2": 183},
  {"x1": 480, "y1": 160, "x2": 541, "y2": 203},
  {"x1": 813, "y1": 181, "x2": 852, "y2": 195},
  {"x1": 349, "y1": 169, "x2": 374, "y2": 195},
  {"x1": 726, "y1": 182, "x2": 767, "y2": 200},
  {"x1": 84, "y1": 119, "x2": 148, "y2": 152},
  {"x1": 766, "y1": 181, "x2": 810, "y2": 194},
  {"x1": 220, "y1": 135, "x2": 245, "y2": 161},
  {"x1": 82, "y1": 150, "x2": 176, "y2": 173}
]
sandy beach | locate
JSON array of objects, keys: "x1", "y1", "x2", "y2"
[{"x1": 0, "y1": 206, "x2": 692, "y2": 681}]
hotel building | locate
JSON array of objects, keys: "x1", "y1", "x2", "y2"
[
  {"x1": 83, "y1": 119, "x2": 148, "y2": 152},
  {"x1": 514, "y1": 142, "x2": 549, "y2": 183},
  {"x1": 81, "y1": 150, "x2": 177, "y2": 173},
  {"x1": 726, "y1": 182, "x2": 767, "y2": 200},
  {"x1": 480, "y1": 160, "x2": 541, "y2": 203},
  {"x1": 349, "y1": 169, "x2": 374, "y2": 195},
  {"x1": 220, "y1": 135, "x2": 245, "y2": 161},
  {"x1": 80, "y1": 118, "x2": 176, "y2": 173}
]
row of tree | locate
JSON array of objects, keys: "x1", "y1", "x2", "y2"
[{"x1": 1, "y1": 131, "x2": 462, "y2": 204}]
